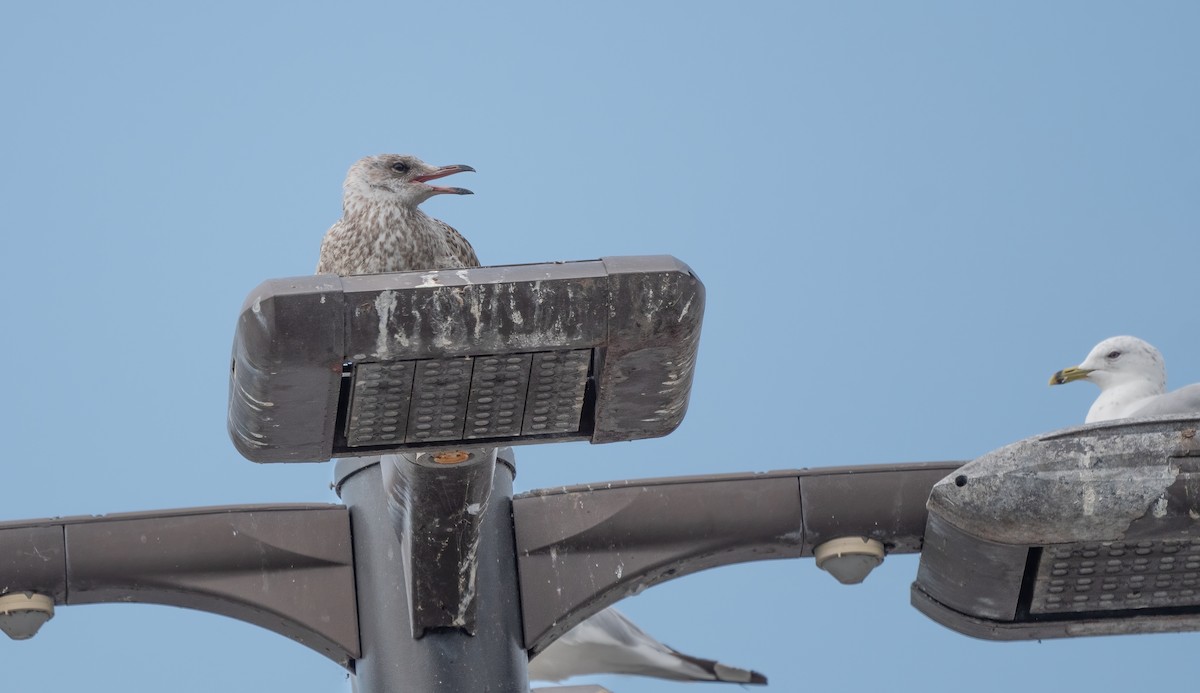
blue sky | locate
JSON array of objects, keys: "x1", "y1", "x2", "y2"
[{"x1": 2, "y1": 2, "x2": 1198, "y2": 691}]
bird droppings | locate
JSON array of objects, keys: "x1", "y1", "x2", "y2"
[
  {"x1": 932, "y1": 418, "x2": 1197, "y2": 546},
  {"x1": 373, "y1": 290, "x2": 399, "y2": 357},
  {"x1": 236, "y1": 383, "x2": 274, "y2": 410}
]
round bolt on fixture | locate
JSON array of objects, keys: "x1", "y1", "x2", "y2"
[{"x1": 432, "y1": 450, "x2": 472, "y2": 465}]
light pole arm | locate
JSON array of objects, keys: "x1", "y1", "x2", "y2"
[
  {"x1": 0, "y1": 461, "x2": 961, "y2": 679},
  {"x1": 514, "y1": 462, "x2": 961, "y2": 655},
  {"x1": 0, "y1": 504, "x2": 359, "y2": 666}
]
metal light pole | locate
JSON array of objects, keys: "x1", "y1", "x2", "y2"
[
  {"x1": 335, "y1": 451, "x2": 527, "y2": 691},
  {"x1": 224, "y1": 255, "x2": 710, "y2": 692},
  {"x1": 2, "y1": 255, "x2": 1199, "y2": 693}
]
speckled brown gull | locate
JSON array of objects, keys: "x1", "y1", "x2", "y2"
[
  {"x1": 317, "y1": 154, "x2": 477, "y2": 276},
  {"x1": 316, "y1": 155, "x2": 764, "y2": 689}
]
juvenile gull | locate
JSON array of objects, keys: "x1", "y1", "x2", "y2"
[
  {"x1": 1050, "y1": 335, "x2": 1200, "y2": 422},
  {"x1": 529, "y1": 607, "x2": 766, "y2": 685},
  {"x1": 317, "y1": 153, "x2": 477, "y2": 275},
  {"x1": 317, "y1": 155, "x2": 761, "y2": 687}
]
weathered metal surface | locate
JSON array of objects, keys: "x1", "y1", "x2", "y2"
[
  {"x1": 340, "y1": 262, "x2": 609, "y2": 362},
  {"x1": 227, "y1": 277, "x2": 345, "y2": 462},
  {"x1": 0, "y1": 526, "x2": 66, "y2": 601},
  {"x1": 515, "y1": 462, "x2": 960, "y2": 655},
  {"x1": 929, "y1": 416, "x2": 1200, "y2": 546},
  {"x1": 228, "y1": 256, "x2": 705, "y2": 462},
  {"x1": 798, "y1": 463, "x2": 956, "y2": 555},
  {"x1": 592, "y1": 256, "x2": 704, "y2": 443},
  {"x1": 913, "y1": 513, "x2": 1028, "y2": 622},
  {"x1": 381, "y1": 448, "x2": 497, "y2": 637},
  {"x1": 915, "y1": 415, "x2": 1200, "y2": 641},
  {"x1": 515, "y1": 472, "x2": 802, "y2": 656},
  {"x1": 912, "y1": 582, "x2": 1200, "y2": 640},
  {"x1": 0, "y1": 505, "x2": 359, "y2": 666},
  {"x1": 336, "y1": 454, "x2": 529, "y2": 692}
]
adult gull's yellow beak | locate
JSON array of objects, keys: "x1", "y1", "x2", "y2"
[{"x1": 1049, "y1": 366, "x2": 1092, "y2": 386}]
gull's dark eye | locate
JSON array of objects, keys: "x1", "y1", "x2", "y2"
[
  {"x1": 391, "y1": 161, "x2": 410, "y2": 173},
  {"x1": 1107, "y1": 350, "x2": 1121, "y2": 359}
]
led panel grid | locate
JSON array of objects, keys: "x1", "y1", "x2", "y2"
[
  {"x1": 345, "y1": 351, "x2": 594, "y2": 448},
  {"x1": 464, "y1": 354, "x2": 533, "y2": 439},
  {"x1": 345, "y1": 362, "x2": 415, "y2": 448},
  {"x1": 1031, "y1": 539, "x2": 1200, "y2": 614},
  {"x1": 522, "y1": 350, "x2": 591, "y2": 436},
  {"x1": 406, "y1": 357, "x2": 474, "y2": 443}
]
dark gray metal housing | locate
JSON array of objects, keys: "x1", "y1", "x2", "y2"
[
  {"x1": 228, "y1": 256, "x2": 705, "y2": 462},
  {"x1": 514, "y1": 463, "x2": 958, "y2": 655},
  {"x1": 381, "y1": 448, "x2": 499, "y2": 637},
  {"x1": 335, "y1": 455, "x2": 528, "y2": 692},
  {"x1": 914, "y1": 415, "x2": 1200, "y2": 640},
  {"x1": 0, "y1": 505, "x2": 359, "y2": 666},
  {"x1": 0, "y1": 460, "x2": 959, "y2": 684}
]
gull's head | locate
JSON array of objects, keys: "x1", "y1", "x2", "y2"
[
  {"x1": 344, "y1": 154, "x2": 474, "y2": 208},
  {"x1": 1050, "y1": 335, "x2": 1166, "y2": 393}
]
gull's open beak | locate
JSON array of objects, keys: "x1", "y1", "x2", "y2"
[
  {"x1": 1050, "y1": 366, "x2": 1092, "y2": 386},
  {"x1": 414, "y1": 164, "x2": 475, "y2": 195}
]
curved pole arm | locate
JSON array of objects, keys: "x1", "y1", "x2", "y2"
[
  {"x1": 514, "y1": 462, "x2": 961, "y2": 655},
  {"x1": 0, "y1": 504, "x2": 358, "y2": 667}
]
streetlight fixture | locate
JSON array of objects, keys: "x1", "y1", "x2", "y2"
[
  {"x1": 913, "y1": 415, "x2": 1200, "y2": 640},
  {"x1": 228, "y1": 256, "x2": 704, "y2": 463},
  {"x1": 6, "y1": 251, "x2": 1199, "y2": 693}
]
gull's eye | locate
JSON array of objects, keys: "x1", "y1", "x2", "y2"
[
  {"x1": 391, "y1": 161, "x2": 410, "y2": 173},
  {"x1": 1106, "y1": 350, "x2": 1121, "y2": 359}
]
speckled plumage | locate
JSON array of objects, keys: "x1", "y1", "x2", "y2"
[{"x1": 317, "y1": 154, "x2": 478, "y2": 275}]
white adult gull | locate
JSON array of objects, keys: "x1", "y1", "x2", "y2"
[{"x1": 1050, "y1": 335, "x2": 1200, "y2": 423}]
